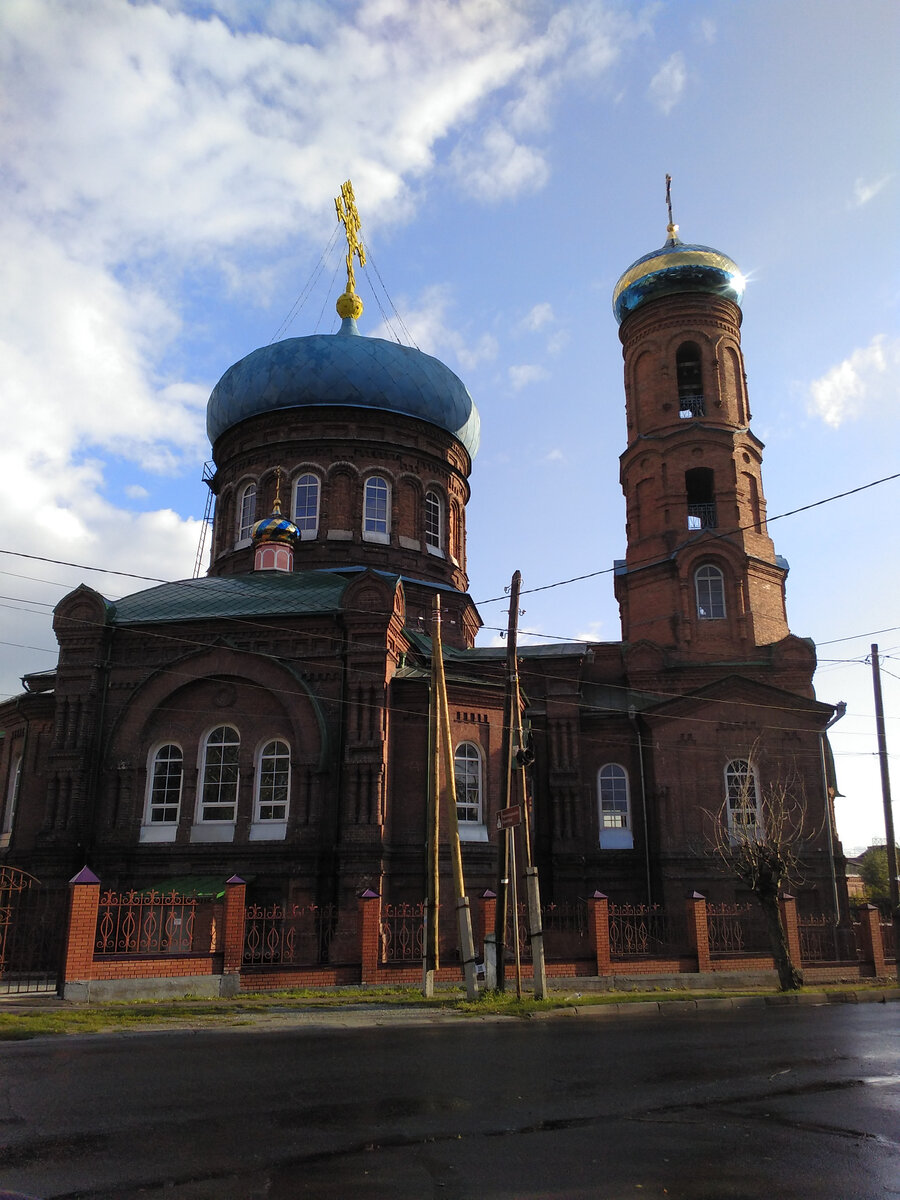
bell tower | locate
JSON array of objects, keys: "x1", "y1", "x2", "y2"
[{"x1": 612, "y1": 190, "x2": 790, "y2": 657}]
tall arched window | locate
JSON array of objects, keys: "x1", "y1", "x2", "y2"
[
  {"x1": 199, "y1": 726, "x2": 240, "y2": 823},
  {"x1": 293, "y1": 474, "x2": 320, "y2": 538},
  {"x1": 454, "y1": 742, "x2": 483, "y2": 831},
  {"x1": 686, "y1": 467, "x2": 716, "y2": 530},
  {"x1": 725, "y1": 759, "x2": 760, "y2": 834},
  {"x1": 145, "y1": 744, "x2": 183, "y2": 825},
  {"x1": 695, "y1": 564, "x2": 726, "y2": 620},
  {"x1": 254, "y1": 739, "x2": 291, "y2": 823},
  {"x1": 1, "y1": 753, "x2": 22, "y2": 842},
  {"x1": 237, "y1": 482, "x2": 257, "y2": 543},
  {"x1": 363, "y1": 476, "x2": 390, "y2": 542},
  {"x1": 424, "y1": 489, "x2": 443, "y2": 553},
  {"x1": 598, "y1": 764, "x2": 634, "y2": 849},
  {"x1": 676, "y1": 341, "x2": 704, "y2": 418}
]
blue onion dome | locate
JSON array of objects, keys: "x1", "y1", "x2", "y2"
[
  {"x1": 207, "y1": 316, "x2": 481, "y2": 458},
  {"x1": 613, "y1": 227, "x2": 745, "y2": 325},
  {"x1": 252, "y1": 513, "x2": 300, "y2": 545}
]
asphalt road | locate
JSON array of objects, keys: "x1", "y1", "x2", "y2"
[{"x1": 0, "y1": 1003, "x2": 898, "y2": 1199}]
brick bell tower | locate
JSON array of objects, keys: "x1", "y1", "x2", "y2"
[{"x1": 612, "y1": 187, "x2": 790, "y2": 658}]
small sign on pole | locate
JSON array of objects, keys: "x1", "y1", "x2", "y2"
[{"x1": 497, "y1": 805, "x2": 521, "y2": 831}]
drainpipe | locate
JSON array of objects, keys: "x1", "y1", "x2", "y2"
[
  {"x1": 628, "y1": 706, "x2": 652, "y2": 905},
  {"x1": 819, "y1": 701, "x2": 847, "y2": 925}
]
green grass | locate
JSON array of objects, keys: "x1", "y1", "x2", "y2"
[{"x1": 0, "y1": 981, "x2": 894, "y2": 1040}]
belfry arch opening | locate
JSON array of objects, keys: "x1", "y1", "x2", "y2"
[
  {"x1": 686, "y1": 467, "x2": 716, "y2": 530},
  {"x1": 676, "y1": 342, "x2": 704, "y2": 418}
]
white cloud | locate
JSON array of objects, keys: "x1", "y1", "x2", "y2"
[
  {"x1": 450, "y1": 124, "x2": 549, "y2": 202},
  {"x1": 648, "y1": 51, "x2": 686, "y2": 114},
  {"x1": 125, "y1": 485, "x2": 150, "y2": 500},
  {"x1": 522, "y1": 302, "x2": 555, "y2": 331},
  {"x1": 509, "y1": 364, "x2": 549, "y2": 390},
  {"x1": 545, "y1": 448, "x2": 566, "y2": 464},
  {"x1": 807, "y1": 335, "x2": 900, "y2": 427},
  {"x1": 370, "y1": 283, "x2": 498, "y2": 373},
  {"x1": 851, "y1": 174, "x2": 894, "y2": 208}
]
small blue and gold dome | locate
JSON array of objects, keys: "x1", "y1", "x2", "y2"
[
  {"x1": 251, "y1": 512, "x2": 300, "y2": 545},
  {"x1": 613, "y1": 229, "x2": 745, "y2": 325}
]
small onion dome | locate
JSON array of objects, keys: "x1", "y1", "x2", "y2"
[
  {"x1": 207, "y1": 318, "x2": 480, "y2": 457},
  {"x1": 251, "y1": 512, "x2": 300, "y2": 546},
  {"x1": 613, "y1": 231, "x2": 745, "y2": 325}
]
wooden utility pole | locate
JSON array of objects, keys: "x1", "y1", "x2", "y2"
[
  {"x1": 432, "y1": 596, "x2": 479, "y2": 999},
  {"x1": 871, "y1": 645, "x2": 899, "y2": 916},
  {"x1": 422, "y1": 615, "x2": 440, "y2": 997}
]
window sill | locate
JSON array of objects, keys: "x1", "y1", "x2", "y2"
[
  {"x1": 426, "y1": 544, "x2": 445, "y2": 558},
  {"x1": 599, "y1": 829, "x2": 634, "y2": 850},
  {"x1": 249, "y1": 821, "x2": 287, "y2": 841},
  {"x1": 190, "y1": 823, "x2": 235, "y2": 843},
  {"x1": 362, "y1": 530, "x2": 390, "y2": 545},
  {"x1": 139, "y1": 825, "x2": 178, "y2": 844},
  {"x1": 459, "y1": 824, "x2": 489, "y2": 842}
]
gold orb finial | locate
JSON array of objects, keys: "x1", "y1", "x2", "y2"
[{"x1": 334, "y1": 179, "x2": 366, "y2": 320}]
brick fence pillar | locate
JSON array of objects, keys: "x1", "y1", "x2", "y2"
[
  {"x1": 686, "y1": 892, "x2": 711, "y2": 973},
  {"x1": 479, "y1": 891, "x2": 497, "y2": 957},
  {"x1": 222, "y1": 876, "x2": 246, "y2": 977},
  {"x1": 358, "y1": 889, "x2": 382, "y2": 984},
  {"x1": 858, "y1": 904, "x2": 887, "y2": 977},
  {"x1": 780, "y1": 894, "x2": 802, "y2": 966},
  {"x1": 589, "y1": 891, "x2": 611, "y2": 976},
  {"x1": 60, "y1": 866, "x2": 101, "y2": 988}
]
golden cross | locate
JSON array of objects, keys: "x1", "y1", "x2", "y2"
[{"x1": 334, "y1": 179, "x2": 366, "y2": 297}]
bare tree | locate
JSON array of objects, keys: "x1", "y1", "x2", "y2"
[{"x1": 706, "y1": 757, "x2": 808, "y2": 991}]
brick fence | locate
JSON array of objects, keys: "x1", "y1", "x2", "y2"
[{"x1": 58, "y1": 871, "x2": 895, "y2": 1000}]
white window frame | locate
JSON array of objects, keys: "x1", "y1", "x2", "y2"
[
  {"x1": 695, "y1": 564, "x2": 726, "y2": 620},
  {"x1": 191, "y1": 725, "x2": 240, "y2": 842},
  {"x1": 250, "y1": 738, "x2": 290, "y2": 841},
  {"x1": 293, "y1": 473, "x2": 320, "y2": 540},
  {"x1": 598, "y1": 763, "x2": 633, "y2": 849},
  {"x1": 1, "y1": 753, "x2": 22, "y2": 846},
  {"x1": 236, "y1": 481, "x2": 257, "y2": 545},
  {"x1": 363, "y1": 475, "x2": 390, "y2": 544},
  {"x1": 454, "y1": 742, "x2": 488, "y2": 841},
  {"x1": 424, "y1": 489, "x2": 444, "y2": 556},
  {"x1": 725, "y1": 759, "x2": 761, "y2": 838},
  {"x1": 140, "y1": 743, "x2": 184, "y2": 843}
]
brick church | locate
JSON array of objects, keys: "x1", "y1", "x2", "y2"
[{"x1": 0, "y1": 202, "x2": 848, "y2": 920}]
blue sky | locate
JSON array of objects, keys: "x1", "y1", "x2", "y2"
[{"x1": 1, "y1": 0, "x2": 897, "y2": 853}]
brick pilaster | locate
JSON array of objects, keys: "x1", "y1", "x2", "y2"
[
  {"x1": 60, "y1": 866, "x2": 101, "y2": 986},
  {"x1": 358, "y1": 889, "x2": 382, "y2": 984},
  {"x1": 859, "y1": 904, "x2": 886, "y2": 977},
  {"x1": 222, "y1": 875, "x2": 246, "y2": 975},
  {"x1": 589, "y1": 891, "x2": 611, "y2": 976},
  {"x1": 479, "y1": 890, "x2": 496, "y2": 957},
  {"x1": 780, "y1": 894, "x2": 802, "y2": 966},
  {"x1": 686, "y1": 892, "x2": 711, "y2": 973}
]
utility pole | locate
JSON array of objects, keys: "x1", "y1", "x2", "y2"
[
  {"x1": 493, "y1": 575, "x2": 519, "y2": 991},
  {"x1": 422, "y1": 610, "x2": 440, "y2": 998},
  {"x1": 432, "y1": 596, "x2": 479, "y2": 1000},
  {"x1": 871, "y1": 645, "x2": 899, "y2": 918}
]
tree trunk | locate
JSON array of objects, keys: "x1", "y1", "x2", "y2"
[{"x1": 759, "y1": 891, "x2": 802, "y2": 991}]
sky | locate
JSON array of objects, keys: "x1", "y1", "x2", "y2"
[{"x1": 1, "y1": 0, "x2": 897, "y2": 855}]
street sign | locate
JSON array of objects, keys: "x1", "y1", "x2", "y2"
[{"x1": 496, "y1": 805, "x2": 521, "y2": 830}]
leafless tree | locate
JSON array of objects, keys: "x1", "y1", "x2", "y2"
[{"x1": 706, "y1": 757, "x2": 809, "y2": 991}]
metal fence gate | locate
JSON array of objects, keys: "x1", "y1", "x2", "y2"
[{"x1": 0, "y1": 867, "x2": 68, "y2": 995}]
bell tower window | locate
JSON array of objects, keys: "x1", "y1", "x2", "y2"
[
  {"x1": 293, "y1": 473, "x2": 320, "y2": 538},
  {"x1": 424, "y1": 489, "x2": 444, "y2": 555},
  {"x1": 695, "y1": 564, "x2": 726, "y2": 620},
  {"x1": 363, "y1": 476, "x2": 390, "y2": 543},
  {"x1": 677, "y1": 342, "x2": 704, "y2": 418},
  {"x1": 686, "y1": 467, "x2": 716, "y2": 530}
]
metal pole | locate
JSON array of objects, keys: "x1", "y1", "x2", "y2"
[
  {"x1": 422, "y1": 604, "x2": 440, "y2": 997},
  {"x1": 871, "y1": 645, "x2": 899, "y2": 915},
  {"x1": 508, "y1": 825, "x2": 522, "y2": 999},
  {"x1": 494, "y1": 575, "x2": 521, "y2": 992}
]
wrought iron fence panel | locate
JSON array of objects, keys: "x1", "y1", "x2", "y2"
[
  {"x1": 799, "y1": 914, "x2": 837, "y2": 962},
  {"x1": 609, "y1": 903, "x2": 686, "y2": 958},
  {"x1": 707, "y1": 902, "x2": 769, "y2": 955},
  {"x1": 381, "y1": 901, "x2": 425, "y2": 962},
  {"x1": 243, "y1": 903, "x2": 340, "y2": 966},
  {"x1": 541, "y1": 900, "x2": 591, "y2": 960},
  {"x1": 0, "y1": 868, "x2": 67, "y2": 993},
  {"x1": 95, "y1": 890, "x2": 198, "y2": 955},
  {"x1": 881, "y1": 918, "x2": 896, "y2": 959},
  {"x1": 852, "y1": 922, "x2": 864, "y2": 961}
]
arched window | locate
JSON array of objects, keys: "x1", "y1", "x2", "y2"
[
  {"x1": 1, "y1": 754, "x2": 22, "y2": 841},
  {"x1": 676, "y1": 341, "x2": 704, "y2": 418},
  {"x1": 598, "y1": 764, "x2": 634, "y2": 849},
  {"x1": 293, "y1": 474, "x2": 320, "y2": 538},
  {"x1": 363, "y1": 476, "x2": 390, "y2": 542},
  {"x1": 424, "y1": 489, "x2": 443, "y2": 554},
  {"x1": 454, "y1": 742, "x2": 483, "y2": 828},
  {"x1": 254, "y1": 739, "x2": 291, "y2": 823},
  {"x1": 146, "y1": 745, "x2": 183, "y2": 825},
  {"x1": 725, "y1": 759, "x2": 760, "y2": 834},
  {"x1": 686, "y1": 467, "x2": 716, "y2": 530},
  {"x1": 695, "y1": 564, "x2": 726, "y2": 620},
  {"x1": 237, "y1": 482, "x2": 257, "y2": 543},
  {"x1": 199, "y1": 726, "x2": 240, "y2": 823}
]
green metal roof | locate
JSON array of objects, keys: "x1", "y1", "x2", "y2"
[{"x1": 110, "y1": 571, "x2": 351, "y2": 626}]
